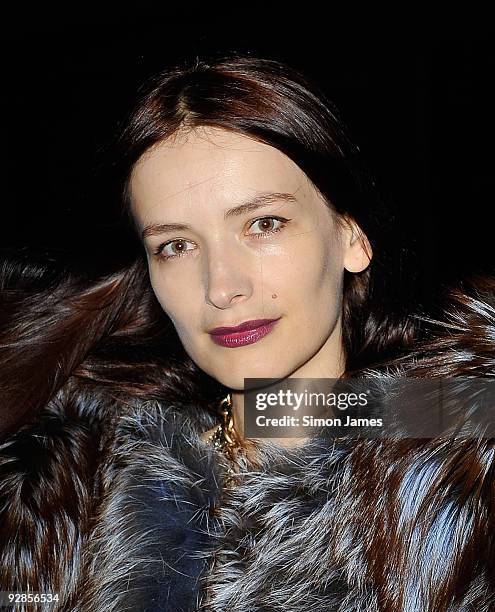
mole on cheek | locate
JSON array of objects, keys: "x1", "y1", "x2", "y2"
[{"x1": 271, "y1": 293, "x2": 278, "y2": 299}]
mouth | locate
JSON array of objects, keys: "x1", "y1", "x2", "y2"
[{"x1": 208, "y1": 317, "x2": 281, "y2": 348}]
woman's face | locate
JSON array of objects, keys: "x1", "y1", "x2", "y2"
[{"x1": 129, "y1": 127, "x2": 370, "y2": 389}]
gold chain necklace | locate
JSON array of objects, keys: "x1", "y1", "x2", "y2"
[{"x1": 206, "y1": 392, "x2": 242, "y2": 487}]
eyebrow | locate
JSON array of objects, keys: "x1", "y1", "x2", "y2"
[{"x1": 140, "y1": 191, "x2": 298, "y2": 240}]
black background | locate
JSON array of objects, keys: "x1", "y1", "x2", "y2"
[{"x1": 1, "y1": 17, "x2": 494, "y2": 301}]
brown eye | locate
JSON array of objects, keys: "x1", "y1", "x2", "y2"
[
  {"x1": 261, "y1": 219, "x2": 275, "y2": 231},
  {"x1": 172, "y1": 240, "x2": 187, "y2": 253},
  {"x1": 158, "y1": 239, "x2": 196, "y2": 259},
  {"x1": 249, "y1": 216, "x2": 287, "y2": 237}
]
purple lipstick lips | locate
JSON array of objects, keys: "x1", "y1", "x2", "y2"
[{"x1": 208, "y1": 318, "x2": 281, "y2": 348}]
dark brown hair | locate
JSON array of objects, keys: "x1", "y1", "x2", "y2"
[{"x1": 1, "y1": 52, "x2": 417, "y2": 439}]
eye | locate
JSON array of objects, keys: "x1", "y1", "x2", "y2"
[
  {"x1": 247, "y1": 216, "x2": 290, "y2": 238},
  {"x1": 154, "y1": 238, "x2": 196, "y2": 260}
]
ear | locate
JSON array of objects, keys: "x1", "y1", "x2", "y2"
[{"x1": 341, "y1": 216, "x2": 373, "y2": 273}]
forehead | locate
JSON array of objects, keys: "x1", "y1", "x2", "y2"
[{"x1": 129, "y1": 127, "x2": 310, "y2": 216}]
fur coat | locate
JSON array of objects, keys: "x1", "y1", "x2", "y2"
[{"x1": 1, "y1": 276, "x2": 495, "y2": 612}]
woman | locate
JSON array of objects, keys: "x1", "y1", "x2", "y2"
[{"x1": 1, "y1": 53, "x2": 494, "y2": 611}]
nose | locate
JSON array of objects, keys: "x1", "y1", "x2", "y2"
[{"x1": 204, "y1": 241, "x2": 254, "y2": 310}]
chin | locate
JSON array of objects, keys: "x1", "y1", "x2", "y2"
[{"x1": 211, "y1": 361, "x2": 292, "y2": 391}]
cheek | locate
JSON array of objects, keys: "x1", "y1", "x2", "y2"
[
  {"x1": 271, "y1": 231, "x2": 343, "y2": 300},
  {"x1": 314, "y1": 243, "x2": 345, "y2": 319},
  {"x1": 148, "y1": 267, "x2": 198, "y2": 331},
  {"x1": 317, "y1": 239, "x2": 344, "y2": 292}
]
